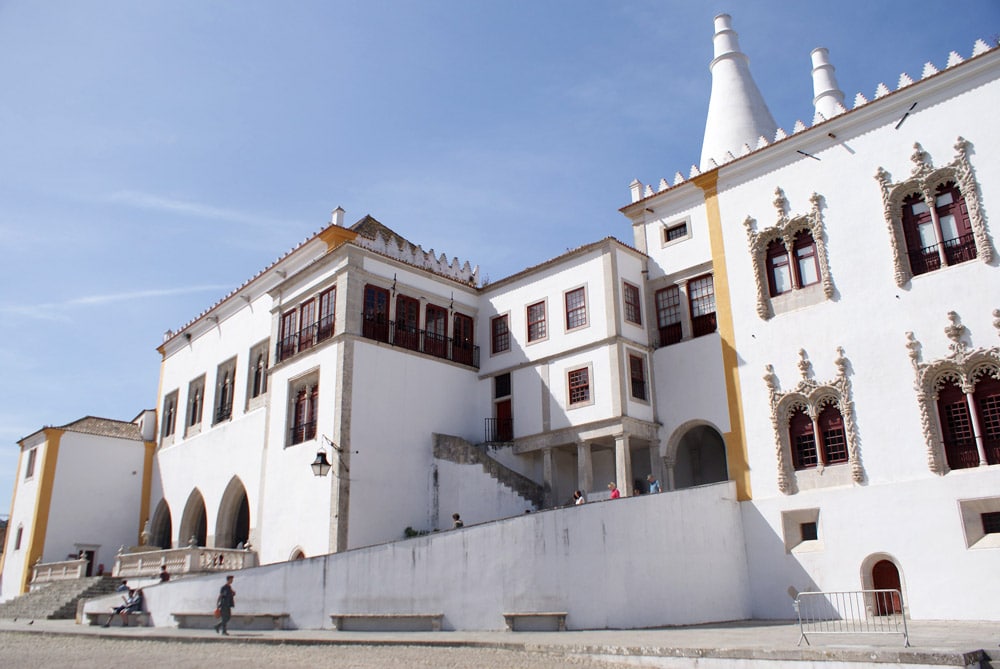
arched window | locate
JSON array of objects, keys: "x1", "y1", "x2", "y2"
[
  {"x1": 973, "y1": 373, "x2": 1000, "y2": 466},
  {"x1": 818, "y1": 403, "x2": 848, "y2": 464},
  {"x1": 767, "y1": 239, "x2": 791, "y2": 296},
  {"x1": 793, "y1": 230, "x2": 820, "y2": 287},
  {"x1": 937, "y1": 380, "x2": 978, "y2": 470},
  {"x1": 789, "y1": 407, "x2": 817, "y2": 470}
]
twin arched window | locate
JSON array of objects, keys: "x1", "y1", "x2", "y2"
[
  {"x1": 901, "y1": 180, "x2": 976, "y2": 277},
  {"x1": 766, "y1": 230, "x2": 820, "y2": 297},
  {"x1": 788, "y1": 401, "x2": 848, "y2": 470},
  {"x1": 935, "y1": 371, "x2": 1000, "y2": 470}
]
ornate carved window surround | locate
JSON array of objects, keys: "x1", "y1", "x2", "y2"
[
  {"x1": 765, "y1": 348, "x2": 864, "y2": 495},
  {"x1": 876, "y1": 137, "x2": 994, "y2": 287},
  {"x1": 906, "y1": 310, "x2": 1000, "y2": 475},
  {"x1": 744, "y1": 188, "x2": 835, "y2": 320}
]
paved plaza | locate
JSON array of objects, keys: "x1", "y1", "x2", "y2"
[{"x1": 0, "y1": 618, "x2": 995, "y2": 668}]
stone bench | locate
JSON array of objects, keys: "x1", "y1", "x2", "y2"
[
  {"x1": 329, "y1": 613, "x2": 444, "y2": 632},
  {"x1": 172, "y1": 611, "x2": 289, "y2": 630},
  {"x1": 502, "y1": 611, "x2": 567, "y2": 632},
  {"x1": 86, "y1": 611, "x2": 150, "y2": 627}
]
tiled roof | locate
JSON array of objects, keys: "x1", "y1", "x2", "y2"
[
  {"x1": 350, "y1": 215, "x2": 418, "y2": 251},
  {"x1": 58, "y1": 416, "x2": 143, "y2": 441}
]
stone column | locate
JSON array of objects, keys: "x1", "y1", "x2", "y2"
[
  {"x1": 663, "y1": 456, "x2": 676, "y2": 492},
  {"x1": 576, "y1": 441, "x2": 593, "y2": 494},
  {"x1": 615, "y1": 433, "x2": 633, "y2": 497}
]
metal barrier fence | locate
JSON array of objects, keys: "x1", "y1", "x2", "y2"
[{"x1": 794, "y1": 590, "x2": 909, "y2": 647}]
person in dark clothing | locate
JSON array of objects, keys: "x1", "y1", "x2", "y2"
[{"x1": 214, "y1": 575, "x2": 236, "y2": 635}]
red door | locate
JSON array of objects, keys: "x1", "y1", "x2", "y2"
[
  {"x1": 363, "y1": 285, "x2": 390, "y2": 342},
  {"x1": 452, "y1": 313, "x2": 474, "y2": 365},
  {"x1": 495, "y1": 399, "x2": 512, "y2": 441},
  {"x1": 395, "y1": 295, "x2": 420, "y2": 350},
  {"x1": 871, "y1": 560, "x2": 902, "y2": 615}
]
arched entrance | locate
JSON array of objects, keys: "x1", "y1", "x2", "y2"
[
  {"x1": 179, "y1": 489, "x2": 208, "y2": 547},
  {"x1": 149, "y1": 499, "x2": 173, "y2": 549},
  {"x1": 670, "y1": 423, "x2": 728, "y2": 490},
  {"x1": 871, "y1": 559, "x2": 903, "y2": 615},
  {"x1": 215, "y1": 477, "x2": 251, "y2": 549}
]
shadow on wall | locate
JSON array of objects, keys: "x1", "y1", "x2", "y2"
[{"x1": 674, "y1": 424, "x2": 728, "y2": 490}]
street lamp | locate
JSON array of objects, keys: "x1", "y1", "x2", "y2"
[{"x1": 311, "y1": 449, "x2": 332, "y2": 477}]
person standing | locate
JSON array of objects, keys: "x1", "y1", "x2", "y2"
[
  {"x1": 214, "y1": 575, "x2": 235, "y2": 635},
  {"x1": 608, "y1": 482, "x2": 620, "y2": 499},
  {"x1": 573, "y1": 490, "x2": 586, "y2": 505},
  {"x1": 452, "y1": 513, "x2": 464, "y2": 529},
  {"x1": 647, "y1": 474, "x2": 662, "y2": 494},
  {"x1": 158, "y1": 565, "x2": 171, "y2": 582}
]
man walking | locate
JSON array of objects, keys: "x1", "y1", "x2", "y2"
[{"x1": 214, "y1": 575, "x2": 235, "y2": 635}]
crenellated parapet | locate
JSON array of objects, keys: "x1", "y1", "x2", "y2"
[
  {"x1": 354, "y1": 231, "x2": 480, "y2": 287},
  {"x1": 629, "y1": 38, "x2": 999, "y2": 203}
]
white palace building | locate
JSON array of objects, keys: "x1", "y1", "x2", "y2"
[{"x1": 2, "y1": 15, "x2": 998, "y2": 630}]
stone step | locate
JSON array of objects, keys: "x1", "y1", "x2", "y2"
[{"x1": 0, "y1": 576, "x2": 120, "y2": 620}]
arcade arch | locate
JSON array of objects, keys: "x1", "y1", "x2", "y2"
[
  {"x1": 178, "y1": 489, "x2": 208, "y2": 547},
  {"x1": 666, "y1": 421, "x2": 728, "y2": 490},
  {"x1": 215, "y1": 477, "x2": 251, "y2": 549}
]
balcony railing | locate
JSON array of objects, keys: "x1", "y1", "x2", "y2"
[
  {"x1": 942, "y1": 232, "x2": 977, "y2": 265},
  {"x1": 276, "y1": 315, "x2": 337, "y2": 363},
  {"x1": 361, "y1": 314, "x2": 480, "y2": 368},
  {"x1": 484, "y1": 417, "x2": 514, "y2": 444},
  {"x1": 944, "y1": 438, "x2": 980, "y2": 470},
  {"x1": 910, "y1": 233, "x2": 977, "y2": 276},
  {"x1": 290, "y1": 419, "x2": 317, "y2": 445},
  {"x1": 31, "y1": 557, "x2": 88, "y2": 585},
  {"x1": 691, "y1": 312, "x2": 718, "y2": 338}
]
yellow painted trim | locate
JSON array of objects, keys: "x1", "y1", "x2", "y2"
[
  {"x1": 138, "y1": 440, "x2": 156, "y2": 544},
  {"x1": 318, "y1": 226, "x2": 359, "y2": 251},
  {"x1": 22, "y1": 428, "x2": 63, "y2": 594},
  {"x1": 0, "y1": 447, "x2": 26, "y2": 580},
  {"x1": 692, "y1": 171, "x2": 752, "y2": 501}
]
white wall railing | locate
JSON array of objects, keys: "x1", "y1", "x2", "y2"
[
  {"x1": 31, "y1": 557, "x2": 88, "y2": 585},
  {"x1": 113, "y1": 547, "x2": 259, "y2": 579}
]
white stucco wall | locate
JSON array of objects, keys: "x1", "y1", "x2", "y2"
[
  {"x1": 0, "y1": 437, "x2": 42, "y2": 601},
  {"x1": 124, "y1": 482, "x2": 750, "y2": 631},
  {"x1": 433, "y1": 459, "x2": 535, "y2": 530}
]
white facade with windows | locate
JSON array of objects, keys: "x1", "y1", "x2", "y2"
[{"x1": 6, "y1": 14, "x2": 1000, "y2": 625}]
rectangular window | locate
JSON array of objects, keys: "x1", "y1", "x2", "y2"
[
  {"x1": 663, "y1": 221, "x2": 689, "y2": 244},
  {"x1": 655, "y1": 286, "x2": 683, "y2": 346},
  {"x1": 629, "y1": 354, "x2": 647, "y2": 401},
  {"x1": 25, "y1": 448, "x2": 37, "y2": 479},
  {"x1": 495, "y1": 372, "x2": 511, "y2": 399},
  {"x1": 564, "y1": 287, "x2": 587, "y2": 330},
  {"x1": 453, "y1": 313, "x2": 475, "y2": 366},
  {"x1": 568, "y1": 368, "x2": 590, "y2": 405},
  {"x1": 289, "y1": 375, "x2": 319, "y2": 445},
  {"x1": 623, "y1": 282, "x2": 642, "y2": 325},
  {"x1": 278, "y1": 308, "x2": 298, "y2": 362},
  {"x1": 298, "y1": 298, "x2": 316, "y2": 352},
  {"x1": 395, "y1": 295, "x2": 420, "y2": 351},
  {"x1": 14, "y1": 526, "x2": 22, "y2": 550},
  {"x1": 162, "y1": 390, "x2": 179, "y2": 438},
  {"x1": 425, "y1": 304, "x2": 448, "y2": 358},
  {"x1": 491, "y1": 314, "x2": 510, "y2": 354},
  {"x1": 213, "y1": 357, "x2": 237, "y2": 424},
  {"x1": 800, "y1": 522, "x2": 818, "y2": 542},
  {"x1": 688, "y1": 274, "x2": 717, "y2": 337},
  {"x1": 362, "y1": 284, "x2": 390, "y2": 343},
  {"x1": 983, "y1": 511, "x2": 1000, "y2": 535},
  {"x1": 527, "y1": 301, "x2": 547, "y2": 342},
  {"x1": 317, "y1": 287, "x2": 336, "y2": 342}
]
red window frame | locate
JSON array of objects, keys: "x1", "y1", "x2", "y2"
[
  {"x1": 818, "y1": 404, "x2": 847, "y2": 464},
  {"x1": 278, "y1": 308, "x2": 298, "y2": 361},
  {"x1": 688, "y1": 274, "x2": 717, "y2": 337},
  {"x1": 491, "y1": 314, "x2": 510, "y2": 354},
  {"x1": 623, "y1": 282, "x2": 642, "y2": 325},
  {"x1": 901, "y1": 192, "x2": 939, "y2": 276},
  {"x1": 789, "y1": 407, "x2": 818, "y2": 470},
  {"x1": 629, "y1": 354, "x2": 647, "y2": 401},
  {"x1": 317, "y1": 287, "x2": 336, "y2": 342},
  {"x1": 565, "y1": 288, "x2": 587, "y2": 330},
  {"x1": 291, "y1": 382, "x2": 318, "y2": 445},
  {"x1": 363, "y1": 284, "x2": 390, "y2": 342},
  {"x1": 527, "y1": 301, "x2": 546, "y2": 342},
  {"x1": 793, "y1": 230, "x2": 820, "y2": 288},
  {"x1": 974, "y1": 374, "x2": 1000, "y2": 466},
  {"x1": 935, "y1": 181, "x2": 976, "y2": 265},
  {"x1": 766, "y1": 239, "x2": 791, "y2": 297},
  {"x1": 568, "y1": 367, "x2": 590, "y2": 405},
  {"x1": 425, "y1": 304, "x2": 448, "y2": 358},
  {"x1": 162, "y1": 394, "x2": 177, "y2": 437},
  {"x1": 453, "y1": 313, "x2": 474, "y2": 365},
  {"x1": 298, "y1": 298, "x2": 316, "y2": 351},
  {"x1": 655, "y1": 286, "x2": 682, "y2": 346},
  {"x1": 395, "y1": 295, "x2": 420, "y2": 351},
  {"x1": 938, "y1": 381, "x2": 979, "y2": 470}
]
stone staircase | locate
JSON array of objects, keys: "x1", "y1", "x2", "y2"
[
  {"x1": 434, "y1": 434, "x2": 545, "y2": 508},
  {"x1": 0, "y1": 576, "x2": 121, "y2": 620}
]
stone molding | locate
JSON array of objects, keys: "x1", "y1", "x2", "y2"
[
  {"x1": 906, "y1": 310, "x2": 1000, "y2": 474},
  {"x1": 875, "y1": 137, "x2": 994, "y2": 287},
  {"x1": 744, "y1": 188, "x2": 834, "y2": 320},
  {"x1": 764, "y1": 347, "x2": 863, "y2": 495}
]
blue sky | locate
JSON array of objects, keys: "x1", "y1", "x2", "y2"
[{"x1": 1, "y1": 0, "x2": 997, "y2": 512}]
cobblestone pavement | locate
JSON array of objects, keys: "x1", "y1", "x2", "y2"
[{"x1": 0, "y1": 631, "x2": 624, "y2": 669}]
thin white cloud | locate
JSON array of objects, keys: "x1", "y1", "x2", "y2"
[
  {"x1": 0, "y1": 284, "x2": 231, "y2": 321},
  {"x1": 108, "y1": 190, "x2": 295, "y2": 229}
]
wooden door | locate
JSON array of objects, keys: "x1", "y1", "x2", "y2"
[{"x1": 871, "y1": 560, "x2": 902, "y2": 615}]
